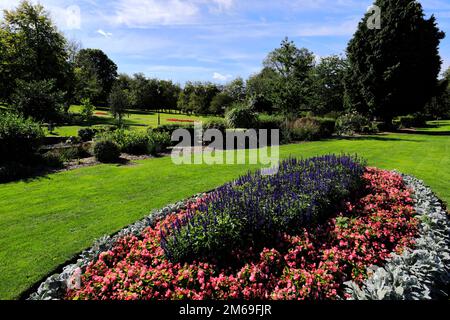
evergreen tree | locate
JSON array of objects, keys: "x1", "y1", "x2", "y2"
[{"x1": 345, "y1": 0, "x2": 445, "y2": 123}]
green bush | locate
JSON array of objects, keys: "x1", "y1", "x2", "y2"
[
  {"x1": 225, "y1": 103, "x2": 258, "y2": 129},
  {"x1": 152, "y1": 124, "x2": 195, "y2": 148},
  {"x1": 0, "y1": 162, "x2": 34, "y2": 183},
  {"x1": 148, "y1": 131, "x2": 172, "y2": 155},
  {"x1": 335, "y1": 112, "x2": 372, "y2": 135},
  {"x1": 93, "y1": 139, "x2": 120, "y2": 163},
  {"x1": 78, "y1": 128, "x2": 98, "y2": 142},
  {"x1": 288, "y1": 117, "x2": 335, "y2": 141},
  {"x1": 394, "y1": 114, "x2": 427, "y2": 129},
  {"x1": 96, "y1": 130, "x2": 150, "y2": 155},
  {"x1": 42, "y1": 144, "x2": 90, "y2": 165},
  {"x1": 257, "y1": 114, "x2": 284, "y2": 130},
  {"x1": 202, "y1": 118, "x2": 228, "y2": 132},
  {"x1": 80, "y1": 98, "x2": 95, "y2": 120},
  {"x1": 289, "y1": 118, "x2": 322, "y2": 141},
  {"x1": 40, "y1": 152, "x2": 64, "y2": 169},
  {"x1": 0, "y1": 112, "x2": 44, "y2": 164},
  {"x1": 316, "y1": 118, "x2": 336, "y2": 137},
  {"x1": 153, "y1": 123, "x2": 194, "y2": 135},
  {"x1": 118, "y1": 131, "x2": 150, "y2": 155},
  {"x1": 95, "y1": 125, "x2": 119, "y2": 133}
]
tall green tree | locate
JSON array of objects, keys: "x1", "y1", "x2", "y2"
[
  {"x1": 178, "y1": 82, "x2": 219, "y2": 115},
  {"x1": 159, "y1": 80, "x2": 181, "y2": 112},
  {"x1": 75, "y1": 49, "x2": 118, "y2": 106},
  {"x1": 246, "y1": 67, "x2": 280, "y2": 113},
  {"x1": 129, "y1": 73, "x2": 155, "y2": 110},
  {"x1": 209, "y1": 92, "x2": 234, "y2": 115},
  {"x1": 11, "y1": 79, "x2": 64, "y2": 122},
  {"x1": 0, "y1": 0, "x2": 73, "y2": 105},
  {"x1": 345, "y1": 0, "x2": 445, "y2": 123},
  {"x1": 425, "y1": 66, "x2": 450, "y2": 118},
  {"x1": 311, "y1": 55, "x2": 348, "y2": 115},
  {"x1": 108, "y1": 84, "x2": 130, "y2": 126},
  {"x1": 224, "y1": 77, "x2": 246, "y2": 102},
  {"x1": 263, "y1": 38, "x2": 315, "y2": 119}
]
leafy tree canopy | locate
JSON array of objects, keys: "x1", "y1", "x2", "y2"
[
  {"x1": 75, "y1": 48, "x2": 118, "y2": 106},
  {"x1": 345, "y1": 0, "x2": 445, "y2": 122},
  {"x1": 0, "y1": 0, "x2": 72, "y2": 103}
]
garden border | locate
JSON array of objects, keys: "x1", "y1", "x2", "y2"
[
  {"x1": 344, "y1": 173, "x2": 450, "y2": 300},
  {"x1": 28, "y1": 172, "x2": 450, "y2": 300},
  {"x1": 27, "y1": 193, "x2": 209, "y2": 300}
]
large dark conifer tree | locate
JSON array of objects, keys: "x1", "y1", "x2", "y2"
[{"x1": 345, "y1": 0, "x2": 445, "y2": 123}]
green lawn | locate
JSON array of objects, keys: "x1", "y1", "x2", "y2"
[
  {"x1": 0, "y1": 121, "x2": 449, "y2": 299},
  {"x1": 414, "y1": 120, "x2": 450, "y2": 132},
  {"x1": 47, "y1": 106, "x2": 213, "y2": 137}
]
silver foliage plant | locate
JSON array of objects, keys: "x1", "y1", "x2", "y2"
[{"x1": 345, "y1": 174, "x2": 450, "y2": 300}]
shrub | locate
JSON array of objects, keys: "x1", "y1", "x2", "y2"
[
  {"x1": 257, "y1": 114, "x2": 284, "y2": 130},
  {"x1": 335, "y1": 112, "x2": 371, "y2": 135},
  {"x1": 152, "y1": 124, "x2": 195, "y2": 147},
  {"x1": 394, "y1": 113, "x2": 427, "y2": 129},
  {"x1": 161, "y1": 155, "x2": 365, "y2": 264},
  {"x1": 288, "y1": 117, "x2": 335, "y2": 141},
  {"x1": 225, "y1": 103, "x2": 258, "y2": 129},
  {"x1": 93, "y1": 139, "x2": 120, "y2": 163},
  {"x1": 40, "y1": 152, "x2": 65, "y2": 169},
  {"x1": 118, "y1": 131, "x2": 150, "y2": 155},
  {"x1": 289, "y1": 118, "x2": 322, "y2": 141},
  {"x1": 203, "y1": 118, "x2": 228, "y2": 132},
  {"x1": 80, "y1": 98, "x2": 95, "y2": 120},
  {"x1": 78, "y1": 128, "x2": 98, "y2": 142},
  {"x1": 95, "y1": 125, "x2": 119, "y2": 133},
  {"x1": 316, "y1": 118, "x2": 336, "y2": 137},
  {"x1": 42, "y1": 144, "x2": 90, "y2": 165},
  {"x1": 148, "y1": 131, "x2": 171, "y2": 155},
  {"x1": 0, "y1": 112, "x2": 44, "y2": 164},
  {"x1": 153, "y1": 123, "x2": 194, "y2": 135},
  {"x1": 0, "y1": 162, "x2": 34, "y2": 183},
  {"x1": 96, "y1": 130, "x2": 151, "y2": 155}
]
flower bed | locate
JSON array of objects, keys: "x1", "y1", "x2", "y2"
[
  {"x1": 29, "y1": 157, "x2": 450, "y2": 300},
  {"x1": 167, "y1": 118, "x2": 195, "y2": 123},
  {"x1": 162, "y1": 155, "x2": 365, "y2": 265},
  {"x1": 64, "y1": 165, "x2": 418, "y2": 300}
]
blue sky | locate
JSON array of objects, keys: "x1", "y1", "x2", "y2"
[{"x1": 1, "y1": 0, "x2": 449, "y2": 84}]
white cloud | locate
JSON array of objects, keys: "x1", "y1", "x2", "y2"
[
  {"x1": 110, "y1": 0, "x2": 236, "y2": 27},
  {"x1": 112, "y1": 0, "x2": 200, "y2": 27},
  {"x1": 210, "y1": 0, "x2": 234, "y2": 12},
  {"x1": 97, "y1": 29, "x2": 113, "y2": 37},
  {"x1": 213, "y1": 72, "x2": 232, "y2": 81}
]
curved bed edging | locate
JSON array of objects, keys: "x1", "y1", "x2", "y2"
[{"x1": 345, "y1": 174, "x2": 450, "y2": 300}]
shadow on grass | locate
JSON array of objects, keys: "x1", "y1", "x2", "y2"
[
  {"x1": 395, "y1": 129, "x2": 450, "y2": 136},
  {"x1": 334, "y1": 134, "x2": 424, "y2": 143},
  {"x1": 2, "y1": 157, "x2": 132, "y2": 184}
]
